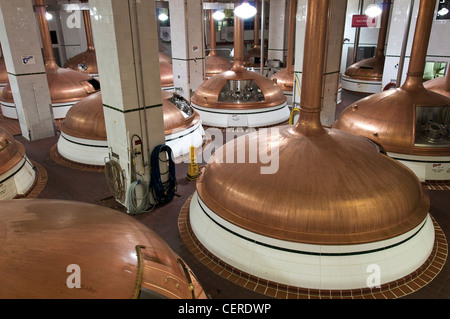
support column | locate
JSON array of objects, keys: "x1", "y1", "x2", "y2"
[
  {"x1": 0, "y1": 0, "x2": 55, "y2": 141},
  {"x1": 90, "y1": 0, "x2": 165, "y2": 208},
  {"x1": 293, "y1": 0, "x2": 347, "y2": 126},
  {"x1": 169, "y1": 0, "x2": 205, "y2": 102},
  {"x1": 267, "y1": 0, "x2": 287, "y2": 63}
]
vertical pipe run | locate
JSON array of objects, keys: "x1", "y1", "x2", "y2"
[
  {"x1": 375, "y1": 0, "x2": 391, "y2": 59},
  {"x1": 286, "y1": 0, "x2": 297, "y2": 76},
  {"x1": 82, "y1": 0, "x2": 95, "y2": 51},
  {"x1": 402, "y1": 0, "x2": 436, "y2": 90},
  {"x1": 294, "y1": 0, "x2": 329, "y2": 135},
  {"x1": 209, "y1": 0, "x2": 217, "y2": 56},
  {"x1": 396, "y1": 0, "x2": 415, "y2": 88},
  {"x1": 260, "y1": 0, "x2": 265, "y2": 74},
  {"x1": 34, "y1": 0, "x2": 58, "y2": 68},
  {"x1": 233, "y1": 1, "x2": 245, "y2": 70},
  {"x1": 352, "y1": 0, "x2": 364, "y2": 64}
]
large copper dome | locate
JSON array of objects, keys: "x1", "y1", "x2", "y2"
[
  {"x1": 0, "y1": 199, "x2": 207, "y2": 299},
  {"x1": 0, "y1": 126, "x2": 25, "y2": 176},
  {"x1": 424, "y1": 75, "x2": 450, "y2": 99},
  {"x1": 159, "y1": 60, "x2": 174, "y2": 88},
  {"x1": 0, "y1": 52, "x2": 8, "y2": 86}
]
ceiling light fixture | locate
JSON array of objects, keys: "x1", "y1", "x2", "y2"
[
  {"x1": 365, "y1": 3, "x2": 382, "y2": 17},
  {"x1": 234, "y1": 1, "x2": 257, "y2": 19},
  {"x1": 212, "y1": 10, "x2": 225, "y2": 21}
]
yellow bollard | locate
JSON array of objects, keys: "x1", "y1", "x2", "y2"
[{"x1": 186, "y1": 145, "x2": 200, "y2": 181}]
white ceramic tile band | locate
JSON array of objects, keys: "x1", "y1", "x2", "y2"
[
  {"x1": 0, "y1": 156, "x2": 36, "y2": 200},
  {"x1": 190, "y1": 192, "x2": 435, "y2": 290}
]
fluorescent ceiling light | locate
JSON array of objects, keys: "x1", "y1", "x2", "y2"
[
  {"x1": 159, "y1": 13, "x2": 169, "y2": 21},
  {"x1": 234, "y1": 2, "x2": 257, "y2": 19},
  {"x1": 45, "y1": 12, "x2": 53, "y2": 20},
  {"x1": 212, "y1": 10, "x2": 225, "y2": 21},
  {"x1": 438, "y1": 7, "x2": 449, "y2": 16},
  {"x1": 365, "y1": 4, "x2": 382, "y2": 17}
]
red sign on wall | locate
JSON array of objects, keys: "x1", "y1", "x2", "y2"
[{"x1": 352, "y1": 14, "x2": 377, "y2": 28}]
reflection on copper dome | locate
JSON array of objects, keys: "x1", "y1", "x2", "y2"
[
  {"x1": 424, "y1": 75, "x2": 450, "y2": 99},
  {"x1": 159, "y1": 52, "x2": 172, "y2": 65},
  {"x1": 0, "y1": 126, "x2": 25, "y2": 176},
  {"x1": 160, "y1": 61, "x2": 174, "y2": 88},
  {"x1": 0, "y1": 48, "x2": 8, "y2": 86},
  {"x1": 0, "y1": 199, "x2": 207, "y2": 299}
]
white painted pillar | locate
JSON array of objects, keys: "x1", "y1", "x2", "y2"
[
  {"x1": 90, "y1": 0, "x2": 165, "y2": 207},
  {"x1": 168, "y1": 0, "x2": 205, "y2": 102},
  {"x1": 0, "y1": 0, "x2": 55, "y2": 141},
  {"x1": 294, "y1": 0, "x2": 347, "y2": 126},
  {"x1": 268, "y1": 0, "x2": 287, "y2": 63}
]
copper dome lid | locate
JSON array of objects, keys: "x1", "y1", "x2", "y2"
[
  {"x1": 64, "y1": 1, "x2": 98, "y2": 76},
  {"x1": 0, "y1": 199, "x2": 207, "y2": 299},
  {"x1": 0, "y1": 0, "x2": 99, "y2": 105},
  {"x1": 342, "y1": 0, "x2": 391, "y2": 82},
  {"x1": 159, "y1": 52, "x2": 172, "y2": 65},
  {"x1": 60, "y1": 90, "x2": 200, "y2": 140},
  {"x1": 192, "y1": 12, "x2": 286, "y2": 110},
  {"x1": 0, "y1": 48, "x2": 8, "y2": 85},
  {"x1": 195, "y1": 0, "x2": 428, "y2": 246},
  {"x1": 0, "y1": 126, "x2": 25, "y2": 176},
  {"x1": 159, "y1": 60, "x2": 174, "y2": 88},
  {"x1": 423, "y1": 75, "x2": 450, "y2": 99},
  {"x1": 334, "y1": 0, "x2": 450, "y2": 156}
]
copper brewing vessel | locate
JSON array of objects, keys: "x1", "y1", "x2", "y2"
[
  {"x1": 159, "y1": 52, "x2": 172, "y2": 65},
  {"x1": 0, "y1": 126, "x2": 26, "y2": 176},
  {"x1": 270, "y1": 0, "x2": 297, "y2": 91},
  {"x1": 195, "y1": 0, "x2": 428, "y2": 246},
  {"x1": 342, "y1": 0, "x2": 391, "y2": 82},
  {"x1": 0, "y1": 46, "x2": 9, "y2": 86},
  {"x1": 192, "y1": 8, "x2": 286, "y2": 110},
  {"x1": 0, "y1": 0, "x2": 99, "y2": 106},
  {"x1": 0, "y1": 199, "x2": 207, "y2": 299},
  {"x1": 64, "y1": 1, "x2": 98, "y2": 76},
  {"x1": 424, "y1": 75, "x2": 450, "y2": 99},
  {"x1": 205, "y1": 1, "x2": 232, "y2": 78},
  {"x1": 244, "y1": 0, "x2": 266, "y2": 67},
  {"x1": 334, "y1": 0, "x2": 450, "y2": 156},
  {"x1": 159, "y1": 60, "x2": 174, "y2": 88},
  {"x1": 60, "y1": 90, "x2": 200, "y2": 142}
]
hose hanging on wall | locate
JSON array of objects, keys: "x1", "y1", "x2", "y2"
[
  {"x1": 150, "y1": 144, "x2": 177, "y2": 205},
  {"x1": 104, "y1": 157, "x2": 126, "y2": 203}
]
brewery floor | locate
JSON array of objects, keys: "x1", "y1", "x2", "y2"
[{"x1": 2, "y1": 89, "x2": 449, "y2": 300}]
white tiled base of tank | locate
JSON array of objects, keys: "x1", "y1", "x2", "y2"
[
  {"x1": 387, "y1": 152, "x2": 450, "y2": 182},
  {"x1": 191, "y1": 102, "x2": 290, "y2": 128},
  {"x1": 166, "y1": 120, "x2": 204, "y2": 159},
  {"x1": 1, "y1": 101, "x2": 77, "y2": 119},
  {"x1": 57, "y1": 132, "x2": 109, "y2": 166},
  {"x1": 283, "y1": 90, "x2": 293, "y2": 107},
  {"x1": 189, "y1": 192, "x2": 435, "y2": 290},
  {"x1": 0, "y1": 157, "x2": 36, "y2": 200},
  {"x1": 340, "y1": 75, "x2": 382, "y2": 94}
]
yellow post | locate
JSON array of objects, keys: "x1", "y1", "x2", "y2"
[{"x1": 187, "y1": 145, "x2": 200, "y2": 180}]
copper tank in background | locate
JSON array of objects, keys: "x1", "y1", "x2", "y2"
[
  {"x1": 0, "y1": 199, "x2": 207, "y2": 299},
  {"x1": 64, "y1": 0, "x2": 98, "y2": 77},
  {"x1": 340, "y1": 0, "x2": 391, "y2": 93},
  {"x1": 187, "y1": 0, "x2": 436, "y2": 292},
  {"x1": 205, "y1": 1, "x2": 232, "y2": 78},
  {"x1": 270, "y1": 0, "x2": 297, "y2": 93},
  {"x1": 0, "y1": 45, "x2": 9, "y2": 89},
  {"x1": 191, "y1": 4, "x2": 289, "y2": 128},
  {"x1": 333, "y1": 0, "x2": 450, "y2": 182},
  {"x1": 0, "y1": 0, "x2": 100, "y2": 120},
  {"x1": 424, "y1": 74, "x2": 450, "y2": 99},
  {"x1": 244, "y1": 0, "x2": 266, "y2": 68},
  {"x1": 56, "y1": 89, "x2": 203, "y2": 166}
]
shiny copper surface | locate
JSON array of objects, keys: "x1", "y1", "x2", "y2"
[
  {"x1": 0, "y1": 0, "x2": 99, "y2": 105},
  {"x1": 343, "y1": 0, "x2": 391, "y2": 81},
  {"x1": 61, "y1": 90, "x2": 200, "y2": 141},
  {"x1": 244, "y1": 0, "x2": 265, "y2": 67},
  {"x1": 424, "y1": 75, "x2": 450, "y2": 99},
  {"x1": 160, "y1": 61, "x2": 174, "y2": 88},
  {"x1": 159, "y1": 52, "x2": 172, "y2": 65},
  {"x1": 205, "y1": 2, "x2": 232, "y2": 78},
  {"x1": 0, "y1": 126, "x2": 25, "y2": 176},
  {"x1": 191, "y1": 9, "x2": 286, "y2": 109},
  {"x1": 334, "y1": 0, "x2": 450, "y2": 156},
  {"x1": 0, "y1": 199, "x2": 207, "y2": 299},
  {"x1": 0, "y1": 46, "x2": 9, "y2": 85},
  {"x1": 64, "y1": 1, "x2": 98, "y2": 75},
  {"x1": 270, "y1": 0, "x2": 297, "y2": 91},
  {"x1": 195, "y1": 0, "x2": 428, "y2": 245}
]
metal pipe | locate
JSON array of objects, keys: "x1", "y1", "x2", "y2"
[
  {"x1": 352, "y1": 0, "x2": 364, "y2": 64},
  {"x1": 82, "y1": 0, "x2": 95, "y2": 51},
  {"x1": 294, "y1": 0, "x2": 329, "y2": 135},
  {"x1": 254, "y1": 0, "x2": 259, "y2": 47},
  {"x1": 260, "y1": 0, "x2": 265, "y2": 74},
  {"x1": 34, "y1": 0, "x2": 58, "y2": 68},
  {"x1": 233, "y1": 1, "x2": 245, "y2": 70},
  {"x1": 402, "y1": 0, "x2": 436, "y2": 90},
  {"x1": 209, "y1": 0, "x2": 217, "y2": 56},
  {"x1": 396, "y1": 0, "x2": 414, "y2": 88},
  {"x1": 286, "y1": 0, "x2": 297, "y2": 76},
  {"x1": 375, "y1": 0, "x2": 391, "y2": 59}
]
